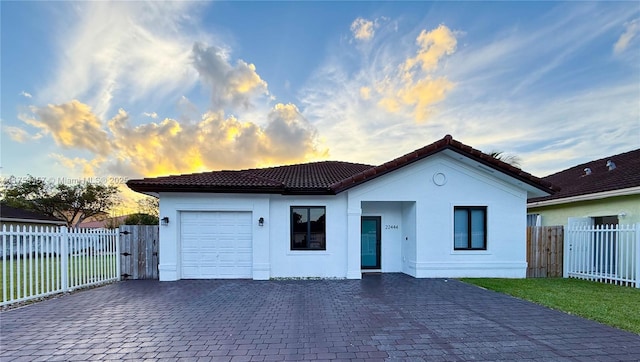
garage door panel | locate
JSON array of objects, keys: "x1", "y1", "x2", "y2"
[{"x1": 180, "y1": 211, "x2": 253, "y2": 279}]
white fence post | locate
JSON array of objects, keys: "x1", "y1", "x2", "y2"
[
  {"x1": 563, "y1": 227, "x2": 569, "y2": 278},
  {"x1": 60, "y1": 226, "x2": 69, "y2": 292},
  {"x1": 116, "y1": 230, "x2": 121, "y2": 281},
  {"x1": 635, "y1": 223, "x2": 640, "y2": 289},
  {"x1": 2, "y1": 224, "x2": 7, "y2": 303}
]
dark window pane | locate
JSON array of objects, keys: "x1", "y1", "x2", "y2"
[
  {"x1": 470, "y1": 209, "x2": 485, "y2": 249},
  {"x1": 309, "y1": 207, "x2": 325, "y2": 249},
  {"x1": 454, "y1": 208, "x2": 469, "y2": 249}
]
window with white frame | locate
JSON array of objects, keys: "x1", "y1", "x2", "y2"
[{"x1": 454, "y1": 206, "x2": 487, "y2": 250}]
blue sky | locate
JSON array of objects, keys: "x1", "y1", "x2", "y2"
[{"x1": 1, "y1": 1, "x2": 639, "y2": 207}]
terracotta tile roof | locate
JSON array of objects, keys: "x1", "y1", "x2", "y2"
[
  {"x1": 249, "y1": 162, "x2": 375, "y2": 192},
  {"x1": 330, "y1": 135, "x2": 557, "y2": 194},
  {"x1": 77, "y1": 215, "x2": 129, "y2": 229},
  {"x1": 127, "y1": 161, "x2": 374, "y2": 194},
  {"x1": 127, "y1": 135, "x2": 557, "y2": 195},
  {"x1": 0, "y1": 203, "x2": 66, "y2": 223},
  {"x1": 528, "y1": 148, "x2": 640, "y2": 203}
]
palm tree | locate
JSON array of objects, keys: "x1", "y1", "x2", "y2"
[{"x1": 489, "y1": 150, "x2": 521, "y2": 168}]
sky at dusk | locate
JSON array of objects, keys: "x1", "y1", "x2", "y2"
[{"x1": 1, "y1": 1, "x2": 639, "y2": 210}]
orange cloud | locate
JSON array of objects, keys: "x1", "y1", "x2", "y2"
[
  {"x1": 20, "y1": 100, "x2": 111, "y2": 155},
  {"x1": 376, "y1": 24, "x2": 457, "y2": 122},
  {"x1": 192, "y1": 43, "x2": 269, "y2": 110},
  {"x1": 17, "y1": 100, "x2": 326, "y2": 179},
  {"x1": 614, "y1": 18, "x2": 639, "y2": 54},
  {"x1": 3, "y1": 126, "x2": 42, "y2": 142},
  {"x1": 49, "y1": 154, "x2": 106, "y2": 177},
  {"x1": 404, "y1": 25, "x2": 457, "y2": 72},
  {"x1": 351, "y1": 18, "x2": 375, "y2": 41}
]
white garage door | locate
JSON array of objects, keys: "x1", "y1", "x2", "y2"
[{"x1": 180, "y1": 211, "x2": 253, "y2": 279}]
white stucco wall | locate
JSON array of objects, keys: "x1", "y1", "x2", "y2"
[
  {"x1": 361, "y1": 201, "x2": 403, "y2": 273},
  {"x1": 156, "y1": 151, "x2": 532, "y2": 280},
  {"x1": 157, "y1": 192, "x2": 270, "y2": 281},
  {"x1": 346, "y1": 153, "x2": 528, "y2": 278},
  {"x1": 268, "y1": 194, "x2": 349, "y2": 278},
  {"x1": 401, "y1": 202, "x2": 417, "y2": 276}
]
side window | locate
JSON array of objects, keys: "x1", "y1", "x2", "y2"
[
  {"x1": 527, "y1": 213, "x2": 540, "y2": 227},
  {"x1": 291, "y1": 207, "x2": 326, "y2": 250},
  {"x1": 454, "y1": 206, "x2": 487, "y2": 250}
]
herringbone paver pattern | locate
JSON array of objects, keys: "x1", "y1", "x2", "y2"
[{"x1": 1, "y1": 275, "x2": 639, "y2": 361}]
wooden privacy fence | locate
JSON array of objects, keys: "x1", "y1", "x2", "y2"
[
  {"x1": 526, "y1": 226, "x2": 564, "y2": 278},
  {"x1": 119, "y1": 225, "x2": 159, "y2": 280}
]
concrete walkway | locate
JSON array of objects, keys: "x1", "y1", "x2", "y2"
[{"x1": 1, "y1": 274, "x2": 639, "y2": 361}]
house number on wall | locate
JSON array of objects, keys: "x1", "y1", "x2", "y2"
[{"x1": 385, "y1": 225, "x2": 399, "y2": 229}]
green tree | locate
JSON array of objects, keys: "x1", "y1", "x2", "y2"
[
  {"x1": 124, "y1": 213, "x2": 159, "y2": 225},
  {"x1": 1, "y1": 176, "x2": 119, "y2": 228},
  {"x1": 136, "y1": 196, "x2": 159, "y2": 218}
]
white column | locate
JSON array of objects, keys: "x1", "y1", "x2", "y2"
[
  {"x1": 346, "y1": 205, "x2": 362, "y2": 279},
  {"x1": 252, "y1": 199, "x2": 271, "y2": 280},
  {"x1": 158, "y1": 205, "x2": 179, "y2": 281}
]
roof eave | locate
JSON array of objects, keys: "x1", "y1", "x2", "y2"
[
  {"x1": 281, "y1": 188, "x2": 335, "y2": 196},
  {"x1": 0, "y1": 217, "x2": 66, "y2": 225},
  {"x1": 128, "y1": 184, "x2": 287, "y2": 195},
  {"x1": 128, "y1": 184, "x2": 336, "y2": 195},
  {"x1": 528, "y1": 186, "x2": 640, "y2": 208}
]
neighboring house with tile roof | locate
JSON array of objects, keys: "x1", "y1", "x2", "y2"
[
  {"x1": 527, "y1": 149, "x2": 640, "y2": 227},
  {"x1": 128, "y1": 135, "x2": 555, "y2": 281},
  {"x1": 0, "y1": 203, "x2": 66, "y2": 228},
  {"x1": 77, "y1": 215, "x2": 129, "y2": 229}
]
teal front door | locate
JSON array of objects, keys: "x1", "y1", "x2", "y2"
[{"x1": 361, "y1": 216, "x2": 381, "y2": 269}]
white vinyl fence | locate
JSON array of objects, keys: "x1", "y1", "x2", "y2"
[
  {"x1": 565, "y1": 223, "x2": 639, "y2": 288},
  {"x1": 1, "y1": 225, "x2": 120, "y2": 306}
]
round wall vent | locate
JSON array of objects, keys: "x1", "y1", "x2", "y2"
[{"x1": 432, "y1": 172, "x2": 447, "y2": 186}]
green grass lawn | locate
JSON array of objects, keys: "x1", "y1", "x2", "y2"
[
  {"x1": 1, "y1": 255, "x2": 117, "y2": 302},
  {"x1": 461, "y1": 278, "x2": 640, "y2": 334}
]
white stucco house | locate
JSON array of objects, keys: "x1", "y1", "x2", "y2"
[{"x1": 127, "y1": 135, "x2": 556, "y2": 281}]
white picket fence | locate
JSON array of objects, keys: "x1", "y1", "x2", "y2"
[
  {"x1": 1, "y1": 225, "x2": 120, "y2": 306},
  {"x1": 564, "y1": 223, "x2": 639, "y2": 288}
]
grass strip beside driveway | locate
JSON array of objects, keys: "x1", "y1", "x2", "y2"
[{"x1": 460, "y1": 278, "x2": 640, "y2": 335}]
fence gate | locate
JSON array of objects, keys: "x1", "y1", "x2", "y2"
[
  {"x1": 527, "y1": 226, "x2": 564, "y2": 278},
  {"x1": 565, "y1": 223, "x2": 639, "y2": 288},
  {"x1": 119, "y1": 225, "x2": 159, "y2": 280}
]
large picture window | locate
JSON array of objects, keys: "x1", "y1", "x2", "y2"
[
  {"x1": 291, "y1": 207, "x2": 326, "y2": 250},
  {"x1": 454, "y1": 206, "x2": 487, "y2": 250}
]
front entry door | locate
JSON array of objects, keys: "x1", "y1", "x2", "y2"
[{"x1": 361, "y1": 216, "x2": 381, "y2": 269}]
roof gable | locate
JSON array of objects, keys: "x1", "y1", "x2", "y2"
[
  {"x1": 127, "y1": 135, "x2": 556, "y2": 196},
  {"x1": 529, "y1": 148, "x2": 640, "y2": 203},
  {"x1": 330, "y1": 135, "x2": 556, "y2": 195}
]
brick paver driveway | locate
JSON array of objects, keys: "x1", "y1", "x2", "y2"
[{"x1": 1, "y1": 274, "x2": 639, "y2": 361}]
